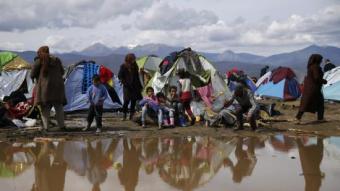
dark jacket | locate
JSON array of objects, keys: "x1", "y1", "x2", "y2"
[
  {"x1": 30, "y1": 56, "x2": 66, "y2": 105},
  {"x1": 299, "y1": 63, "x2": 327, "y2": 112},
  {"x1": 118, "y1": 63, "x2": 143, "y2": 100},
  {"x1": 323, "y1": 63, "x2": 336, "y2": 73}
]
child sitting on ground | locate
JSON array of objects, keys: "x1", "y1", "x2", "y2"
[
  {"x1": 167, "y1": 86, "x2": 186, "y2": 127},
  {"x1": 156, "y1": 92, "x2": 175, "y2": 129},
  {"x1": 177, "y1": 69, "x2": 195, "y2": 125},
  {"x1": 139, "y1": 87, "x2": 161, "y2": 129},
  {"x1": 83, "y1": 74, "x2": 108, "y2": 133}
]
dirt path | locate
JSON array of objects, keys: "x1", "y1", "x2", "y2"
[{"x1": 1, "y1": 102, "x2": 339, "y2": 142}]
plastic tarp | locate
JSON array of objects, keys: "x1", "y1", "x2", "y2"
[
  {"x1": 256, "y1": 71, "x2": 272, "y2": 87},
  {"x1": 255, "y1": 79, "x2": 285, "y2": 99},
  {"x1": 0, "y1": 70, "x2": 34, "y2": 100},
  {"x1": 64, "y1": 65, "x2": 122, "y2": 112},
  {"x1": 323, "y1": 66, "x2": 340, "y2": 101},
  {"x1": 323, "y1": 81, "x2": 340, "y2": 101}
]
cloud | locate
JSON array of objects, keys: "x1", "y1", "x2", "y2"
[
  {"x1": 0, "y1": 0, "x2": 156, "y2": 31},
  {"x1": 0, "y1": 42, "x2": 24, "y2": 51},
  {"x1": 135, "y1": 2, "x2": 218, "y2": 30}
]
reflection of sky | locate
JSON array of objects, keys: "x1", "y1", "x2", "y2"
[{"x1": 1, "y1": 135, "x2": 340, "y2": 191}]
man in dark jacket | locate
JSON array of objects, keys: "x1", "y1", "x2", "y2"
[
  {"x1": 323, "y1": 59, "x2": 336, "y2": 73},
  {"x1": 260, "y1": 66, "x2": 269, "y2": 77}
]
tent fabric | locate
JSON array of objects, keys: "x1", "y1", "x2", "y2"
[
  {"x1": 2, "y1": 57, "x2": 31, "y2": 71},
  {"x1": 0, "y1": 70, "x2": 34, "y2": 100},
  {"x1": 256, "y1": 71, "x2": 272, "y2": 87},
  {"x1": 256, "y1": 79, "x2": 285, "y2": 99},
  {"x1": 323, "y1": 67, "x2": 340, "y2": 101},
  {"x1": 64, "y1": 62, "x2": 122, "y2": 112},
  {"x1": 255, "y1": 67, "x2": 301, "y2": 100},
  {"x1": 0, "y1": 52, "x2": 18, "y2": 70},
  {"x1": 270, "y1": 67, "x2": 296, "y2": 84},
  {"x1": 137, "y1": 55, "x2": 161, "y2": 74}
]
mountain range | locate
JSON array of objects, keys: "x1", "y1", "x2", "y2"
[{"x1": 3, "y1": 43, "x2": 340, "y2": 81}]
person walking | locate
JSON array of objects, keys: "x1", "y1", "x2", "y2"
[
  {"x1": 296, "y1": 54, "x2": 327, "y2": 123},
  {"x1": 30, "y1": 46, "x2": 66, "y2": 131},
  {"x1": 118, "y1": 53, "x2": 143, "y2": 121}
]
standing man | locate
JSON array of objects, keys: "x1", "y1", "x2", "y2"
[{"x1": 30, "y1": 46, "x2": 66, "y2": 132}]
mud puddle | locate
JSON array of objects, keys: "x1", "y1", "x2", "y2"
[{"x1": 0, "y1": 134, "x2": 339, "y2": 191}]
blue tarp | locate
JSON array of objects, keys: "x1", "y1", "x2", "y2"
[{"x1": 82, "y1": 62, "x2": 99, "y2": 94}]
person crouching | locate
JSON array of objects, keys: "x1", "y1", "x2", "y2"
[
  {"x1": 224, "y1": 84, "x2": 259, "y2": 131},
  {"x1": 83, "y1": 75, "x2": 108, "y2": 133}
]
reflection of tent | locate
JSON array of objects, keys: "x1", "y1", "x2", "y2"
[
  {"x1": 0, "y1": 150, "x2": 34, "y2": 178},
  {"x1": 148, "y1": 48, "x2": 231, "y2": 104},
  {"x1": 0, "y1": 52, "x2": 33, "y2": 100},
  {"x1": 64, "y1": 61, "x2": 122, "y2": 112},
  {"x1": 158, "y1": 137, "x2": 235, "y2": 191},
  {"x1": 323, "y1": 66, "x2": 340, "y2": 101},
  {"x1": 255, "y1": 67, "x2": 301, "y2": 100}
]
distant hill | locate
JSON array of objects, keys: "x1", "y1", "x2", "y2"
[{"x1": 3, "y1": 44, "x2": 339, "y2": 81}]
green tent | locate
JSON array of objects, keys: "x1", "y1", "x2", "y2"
[
  {"x1": 136, "y1": 55, "x2": 162, "y2": 75},
  {"x1": 0, "y1": 52, "x2": 18, "y2": 71}
]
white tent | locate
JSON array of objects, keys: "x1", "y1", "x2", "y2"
[
  {"x1": 0, "y1": 52, "x2": 33, "y2": 100},
  {"x1": 64, "y1": 61, "x2": 122, "y2": 112},
  {"x1": 323, "y1": 66, "x2": 340, "y2": 101}
]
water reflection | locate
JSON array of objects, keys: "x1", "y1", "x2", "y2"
[{"x1": 0, "y1": 135, "x2": 339, "y2": 191}]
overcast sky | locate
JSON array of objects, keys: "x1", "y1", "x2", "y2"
[{"x1": 0, "y1": 0, "x2": 339, "y2": 55}]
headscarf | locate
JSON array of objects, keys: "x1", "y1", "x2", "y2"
[
  {"x1": 37, "y1": 46, "x2": 50, "y2": 77},
  {"x1": 307, "y1": 54, "x2": 323, "y2": 69}
]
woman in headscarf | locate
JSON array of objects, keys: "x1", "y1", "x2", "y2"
[
  {"x1": 30, "y1": 46, "x2": 66, "y2": 131},
  {"x1": 296, "y1": 54, "x2": 327, "y2": 123},
  {"x1": 118, "y1": 53, "x2": 143, "y2": 121}
]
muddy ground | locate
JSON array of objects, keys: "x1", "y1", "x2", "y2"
[{"x1": 1, "y1": 101, "x2": 340, "y2": 141}]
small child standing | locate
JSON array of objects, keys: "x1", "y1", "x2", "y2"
[
  {"x1": 83, "y1": 74, "x2": 108, "y2": 133},
  {"x1": 177, "y1": 69, "x2": 195, "y2": 125}
]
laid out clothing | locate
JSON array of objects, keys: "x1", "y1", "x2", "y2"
[
  {"x1": 323, "y1": 63, "x2": 335, "y2": 73},
  {"x1": 87, "y1": 105, "x2": 104, "y2": 129},
  {"x1": 230, "y1": 89, "x2": 258, "y2": 116},
  {"x1": 30, "y1": 56, "x2": 66, "y2": 106},
  {"x1": 88, "y1": 84, "x2": 108, "y2": 106}
]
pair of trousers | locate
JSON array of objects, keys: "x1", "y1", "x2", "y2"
[
  {"x1": 40, "y1": 103, "x2": 65, "y2": 129},
  {"x1": 87, "y1": 105, "x2": 103, "y2": 128},
  {"x1": 122, "y1": 99, "x2": 137, "y2": 118}
]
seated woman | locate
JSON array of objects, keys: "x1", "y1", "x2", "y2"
[{"x1": 139, "y1": 87, "x2": 159, "y2": 129}]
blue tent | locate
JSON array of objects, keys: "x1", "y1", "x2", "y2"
[{"x1": 255, "y1": 78, "x2": 301, "y2": 100}]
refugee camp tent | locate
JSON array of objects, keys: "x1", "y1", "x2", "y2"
[
  {"x1": 323, "y1": 66, "x2": 340, "y2": 101},
  {"x1": 136, "y1": 55, "x2": 162, "y2": 87},
  {"x1": 136, "y1": 55, "x2": 162, "y2": 74},
  {"x1": 64, "y1": 60, "x2": 123, "y2": 112},
  {"x1": 255, "y1": 67, "x2": 301, "y2": 100},
  {"x1": 148, "y1": 48, "x2": 231, "y2": 97},
  {"x1": 0, "y1": 52, "x2": 33, "y2": 100}
]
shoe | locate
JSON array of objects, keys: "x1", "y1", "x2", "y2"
[
  {"x1": 142, "y1": 123, "x2": 146, "y2": 128},
  {"x1": 293, "y1": 118, "x2": 301, "y2": 125},
  {"x1": 158, "y1": 125, "x2": 163, "y2": 130},
  {"x1": 82, "y1": 125, "x2": 90, "y2": 132},
  {"x1": 190, "y1": 117, "x2": 195, "y2": 126},
  {"x1": 96, "y1": 128, "x2": 101, "y2": 133}
]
